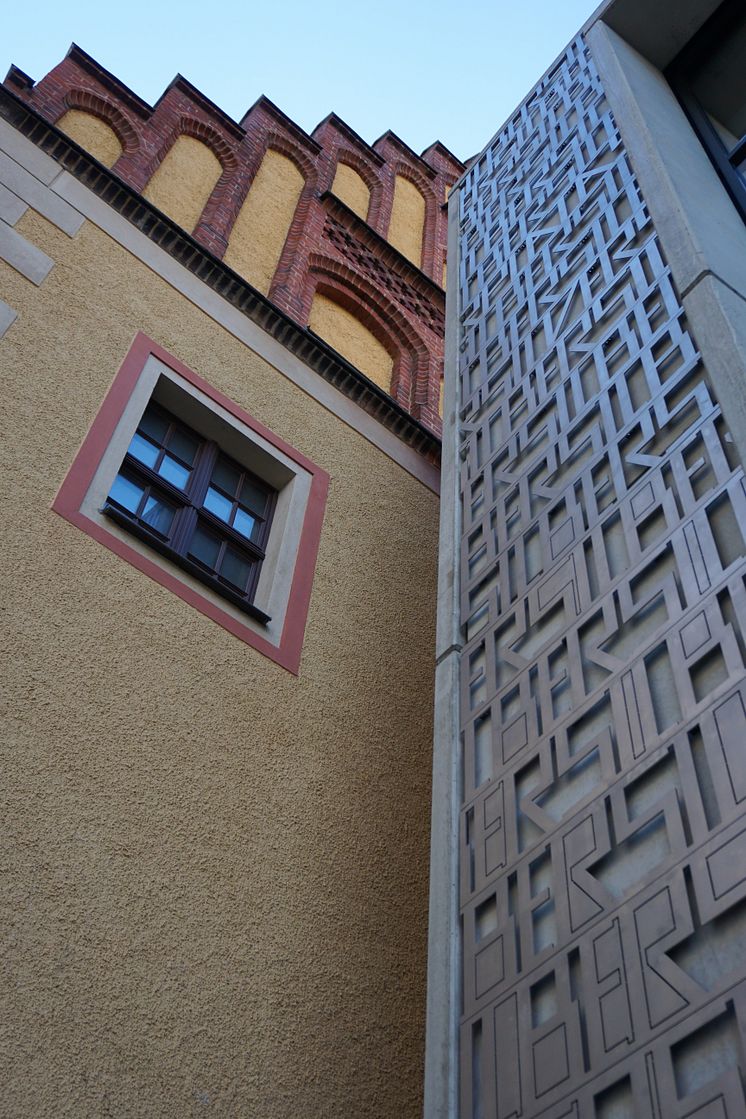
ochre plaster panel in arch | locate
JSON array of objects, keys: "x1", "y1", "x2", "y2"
[
  {"x1": 387, "y1": 174, "x2": 426, "y2": 268},
  {"x1": 1, "y1": 207, "x2": 437, "y2": 1118},
  {"x1": 224, "y1": 149, "x2": 304, "y2": 295},
  {"x1": 308, "y1": 292, "x2": 394, "y2": 390},
  {"x1": 56, "y1": 109, "x2": 122, "y2": 168},
  {"x1": 330, "y1": 162, "x2": 370, "y2": 221},
  {"x1": 143, "y1": 135, "x2": 222, "y2": 233}
]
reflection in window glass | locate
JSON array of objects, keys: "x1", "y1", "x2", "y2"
[
  {"x1": 158, "y1": 454, "x2": 190, "y2": 489},
  {"x1": 128, "y1": 432, "x2": 159, "y2": 469},
  {"x1": 141, "y1": 494, "x2": 175, "y2": 536},
  {"x1": 221, "y1": 547, "x2": 251, "y2": 590},
  {"x1": 169, "y1": 427, "x2": 199, "y2": 466},
  {"x1": 189, "y1": 524, "x2": 221, "y2": 569},
  {"x1": 233, "y1": 507, "x2": 256, "y2": 540},
  {"x1": 110, "y1": 473, "x2": 144, "y2": 513},
  {"x1": 213, "y1": 458, "x2": 240, "y2": 495},
  {"x1": 240, "y1": 478, "x2": 267, "y2": 514},
  {"x1": 204, "y1": 486, "x2": 233, "y2": 522},
  {"x1": 139, "y1": 409, "x2": 168, "y2": 444}
]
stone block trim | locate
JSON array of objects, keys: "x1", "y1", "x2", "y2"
[
  {"x1": 0, "y1": 139, "x2": 84, "y2": 290},
  {"x1": 4, "y1": 44, "x2": 464, "y2": 436}
]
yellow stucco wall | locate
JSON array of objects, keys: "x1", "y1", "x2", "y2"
[
  {"x1": 143, "y1": 135, "x2": 223, "y2": 234},
  {"x1": 387, "y1": 175, "x2": 426, "y2": 268},
  {"x1": 56, "y1": 109, "x2": 122, "y2": 168},
  {"x1": 331, "y1": 162, "x2": 370, "y2": 221},
  {"x1": 308, "y1": 292, "x2": 393, "y2": 390},
  {"x1": 224, "y1": 149, "x2": 304, "y2": 295},
  {"x1": 0, "y1": 205, "x2": 438, "y2": 1118}
]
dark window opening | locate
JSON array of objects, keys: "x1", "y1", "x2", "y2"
[
  {"x1": 103, "y1": 403, "x2": 276, "y2": 623},
  {"x1": 667, "y1": 0, "x2": 746, "y2": 220}
]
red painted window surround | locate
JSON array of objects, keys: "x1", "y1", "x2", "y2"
[{"x1": 52, "y1": 332, "x2": 329, "y2": 675}]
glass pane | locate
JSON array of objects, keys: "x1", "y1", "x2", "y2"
[
  {"x1": 212, "y1": 457, "x2": 241, "y2": 496},
  {"x1": 690, "y1": 12, "x2": 746, "y2": 140},
  {"x1": 141, "y1": 494, "x2": 175, "y2": 536},
  {"x1": 220, "y1": 546, "x2": 252, "y2": 591},
  {"x1": 188, "y1": 525, "x2": 221, "y2": 571},
  {"x1": 109, "y1": 472, "x2": 144, "y2": 514},
  {"x1": 233, "y1": 506, "x2": 257, "y2": 540},
  {"x1": 128, "y1": 431, "x2": 160, "y2": 469},
  {"x1": 204, "y1": 486, "x2": 233, "y2": 522},
  {"x1": 169, "y1": 427, "x2": 199, "y2": 466},
  {"x1": 138, "y1": 407, "x2": 168, "y2": 445},
  {"x1": 240, "y1": 477, "x2": 268, "y2": 514},
  {"x1": 158, "y1": 454, "x2": 190, "y2": 490}
]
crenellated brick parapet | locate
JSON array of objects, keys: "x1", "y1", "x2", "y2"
[{"x1": 4, "y1": 45, "x2": 463, "y2": 436}]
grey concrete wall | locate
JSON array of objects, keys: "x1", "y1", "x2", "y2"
[{"x1": 450, "y1": 29, "x2": 746, "y2": 1119}]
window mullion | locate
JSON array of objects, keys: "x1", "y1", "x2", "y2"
[
  {"x1": 190, "y1": 442, "x2": 218, "y2": 508},
  {"x1": 171, "y1": 506, "x2": 198, "y2": 557}
]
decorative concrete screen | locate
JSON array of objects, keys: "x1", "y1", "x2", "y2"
[{"x1": 456, "y1": 34, "x2": 746, "y2": 1119}]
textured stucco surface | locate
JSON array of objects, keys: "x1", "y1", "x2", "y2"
[
  {"x1": 143, "y1": 135, "x2": 222, "y2": 234},
  {"x1": 331, "y1": 162, "x2": 370, "y2": 221},
  {"x1": 387, "y1": 175, "x2": 425, "y2": 268},
  {"x1": 223, "y1": 149, "x2": 304, "y2": 295},
  {"x1": 57, "y1": 109, "x2": 122, "y2": 168},
  {"x1": 308, "y1": 291, "x2": 394, "y2": 390},
  {"x1": 0, "y1": 207, "x2": 439, "y2": 1118}
]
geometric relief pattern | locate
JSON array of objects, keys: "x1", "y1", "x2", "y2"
[{"x1": 457, "y1": 36, "x2": 746, "y2": 1119}]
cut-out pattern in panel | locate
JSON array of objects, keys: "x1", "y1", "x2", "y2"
[{"x1": 456, "y1": 34, "x2": 746, "y2": 1119}]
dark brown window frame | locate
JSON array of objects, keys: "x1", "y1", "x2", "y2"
[
  {"x1": 666, "y1": 0, "x2": 746, "y2": 223},
  {"x1": 103, "y1": 402, "x2": 276, "y2": 624}
]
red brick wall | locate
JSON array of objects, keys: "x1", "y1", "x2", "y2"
[{"x1": 5, "y1": 46, "x2": 463, "y2": 435}]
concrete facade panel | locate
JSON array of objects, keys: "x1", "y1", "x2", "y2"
[{"x1": 451, "y1": 31, "x2": 746, "y2": 1119}]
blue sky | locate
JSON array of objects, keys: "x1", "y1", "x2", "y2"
[{"x1": 3, "y1": 0, "x2": 600, "y2": 162}]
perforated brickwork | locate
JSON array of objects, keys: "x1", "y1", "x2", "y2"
[
  {"x1": 457, "y1": 35, "x2": 746, "y2": 1119},
  {"x1": 323, "y1": 213, "x2": 445, "y2": 334}
]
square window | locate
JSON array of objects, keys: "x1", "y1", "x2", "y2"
[
  {"x1": 104, "y1": 400, "x2": 276, "y2": 621},
  {"x1": 53, "y1": 333, "x2": 329, "y2": 673}
]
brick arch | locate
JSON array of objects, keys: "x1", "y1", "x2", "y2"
[
  {"x1": 390, "y1": 159, "x2": 438, "y2": 207},
  {"x1": 261, "y1": 131, "x2": 316, "y2": 187},
  {"x1": 141, "y1": 115, "x2": 238, "y2": 187},
  {"x1": 174, "y1": 116, "x2": 239, "y2": 171},
  {"x1": 305, "y1": 255, "x2": 433, "y2": 416},
  {"x1": 388, "y1": 160, "x2": 439, "y2": 278},
  {"x1": 137, "y1": 116, "x2": 241, "y2": 252},
  {"x1": 330, "y1": 148, "x2": 384, "y2": 227},
  {"x1": 259, "y1": 137, "x2": 319, "y2": 313},
  {"x1": 58, "y1": 89, "x2": 140, "y2": 154}
]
